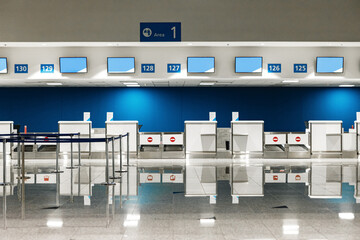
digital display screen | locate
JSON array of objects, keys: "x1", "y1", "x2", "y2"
[
  {"x1": 235, "y1": 57, "x2": 262, "y2": 73},
  {"x1": 316, "y1": 57, "x2": 344, "y2": 73},
  {"x1": 59, "y1": 57, "x2": 87, "y2": 73},
  {"x1": 187, "y1": 57, "x2": 215, "y2": 73},
  {"x1": 0, "y1": 58, "x2": 8, "y2": 74},
  {"x1": 107, "y1": 57, "x2": 135, "y2": 73}
]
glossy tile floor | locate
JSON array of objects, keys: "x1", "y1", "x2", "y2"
[{"x1": 0, "y1": 157, "x2": 359, "y2": 240}]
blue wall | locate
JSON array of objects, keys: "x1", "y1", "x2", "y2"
[{"x1": 0, "y1": 87, "x2": 359, "y2": 132}]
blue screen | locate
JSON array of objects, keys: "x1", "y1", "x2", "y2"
[
  {"x1": 107, "y1": 57, "x2": 135, "y2": 73},
  {"x1": 316, "y1": 57, "x2": 344, "y2": 73},
  {"x1": 235, "y1": 57, "x2": 262, "y2": 73},
  {"x1": 187, "y1": 57, "x2": 215, "y2": 73},
  {"x1": 59, "y1": 57, "x2": 87, "y2": 73},
  {"x1": 0, "y1": 58, "x2": 7, "y2": 74}
]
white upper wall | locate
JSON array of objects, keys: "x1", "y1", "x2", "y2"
[
  {"x1": 0, "y1": 45, "x2": 359, "y2": 87},
  {"x1": 1, "y1": 0, "x2": 360, "y2": 42}
]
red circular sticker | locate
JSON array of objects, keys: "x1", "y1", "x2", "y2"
[
  {"x1": 295, "y1": 175, "x2": 301, "y2": 181},
  {"x1": 147, "y1": 137, "x2": 153, "y2": 142},
  {"x1": 273, "y1": 137, "x2": 278, "y2": 142},
  {"x1": 295, "y1": 136, "x2": 301, "y2": 142},
  {"x1": 170, "y1": 175, "x2": 176, "y2": 181},
  {"x1": 170, "y1": 137, "x2": 176, "y2": 142},
  {"x1": 147, "y1": 175, "x2": 153, "y2": 181}
]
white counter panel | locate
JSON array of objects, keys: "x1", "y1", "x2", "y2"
[
  {"x1": 59, "y1": 121, "x2": 91, "y2": 152},
  {"x1": 163, "y1": 173, "x2": 183, "y2": 183},
  {"x1": 140, "y1": 173, "x2": 161, "y2": 183},
  {"x1": 342, "y1": 133, "x2": 356, "y2": 151},
  {"x1": 232, "y1": 121, "x2": 263, "y2": 152},
  {"x1": 287, "y1": 173, "x2": 308, "y2": 183},
  {"x1": 265, "y1": 173, "x2": 286, "y2": 183},
  {"x1": 310, "y1": 121, "x2": 342, "y2": 152},
  {"x1": 163, "y1": 133, "x2": 183, "y2": 145},
  {"x1": 185, "y1": 121, "x2": 217, "y2": 152},
  {"x1": 265, "y1": 133, "x2": 286, "y2": 145},
  {"x1": 106, "y1": 121, "x2": 138, "y2": 152},
  {"x1": 287, "y1": 133, "x2": 309, "y2": 145},
  {"x1": 0, "y1": 121, "x2": 13, "y2": 153},
  {"x1": 140, "y1": 134, "x2": 161, "y2": 145},
  {"x1": 232, "y1": 165, "x2": 263, "y2": 196}
]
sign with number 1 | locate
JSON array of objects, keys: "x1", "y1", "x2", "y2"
[{"x1": 140, "y1": 22, "x2": 181, "y2": 42}]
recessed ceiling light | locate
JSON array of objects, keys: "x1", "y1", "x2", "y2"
[
  {"x1": 46, "y1": 82, "x2": 63, "y2": 86},
  {"x1": 200, "y1": 82, "x2": 216, "y2": 86},
  {"x1": 123, "y1": 82, "x2": 138, "y2": 85},
  {"x1": 339, "y1": 84, "x2": 355, "y2": 87},
  {"x1": 125, "y1": 84, "x2": 140, "y2": 87},
  {"x1": 282, "y1": 80, "x2": 299, "y2": 83}
]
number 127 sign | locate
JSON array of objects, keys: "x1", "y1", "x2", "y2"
[{"x1": 140, "y1": 22, "x2": 181, "y2": 42}]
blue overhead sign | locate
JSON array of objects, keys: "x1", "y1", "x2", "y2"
[
  {"x1": 268, "y1": 64, "x2": 281, "y2": 73},
  {"x1": 15, "y1": 64, "x2": 28, "y2": 73},
  {"x1": 140, "y1": 22, "x2": 181, "y2": 42},
  {"x1": 41, "y1": 64, "x2": 54, "y2": 73}
]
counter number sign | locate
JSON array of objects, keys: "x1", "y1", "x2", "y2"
[
  {"x1": 15, "y1": 64, "x2": 28, "y2": 73},
  {"x1": 41, "y1": 64, "x2": 54, "y2": 73},
  {"x1": 268, "y1": 64, "x2": 281, "y2": 73},
  {"x1": 140, "y1": 22, "x2": 181, "y2": 42},
  {"x1": 142, "y1": 64, "x2": 155, "y2": 73},
  {"x1": 167, "y1": 64, "x2": 181, "y2": 73},
  {"x1": 294, "y1": 64, "x2": 307, "y2": 73}
]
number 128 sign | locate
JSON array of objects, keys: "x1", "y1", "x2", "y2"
[{"x1": 140, "y1": 22, "x2": 181, "y2": 42}]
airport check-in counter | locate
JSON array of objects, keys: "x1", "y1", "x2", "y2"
[
  {"x1": 309, "y1": 164, "x2": 342, "y2": 198},
  {"x1": 0, "y1": 121, "x2": 14, "y2": 155},
  {"x1": 287, "y1": 133, "x2": 310, "y2": 158},
  {"x1": 105, "y1": 121, "x2": 139, "y2": 155},
  {"x1": 264, "y1": 132, "x2": 287, "y2": 158},
  {"x1": 309, "y1": 121, "x2": 342, "y2": 158},
  {"x1": 58, "y1": 121, "x2": 92, "y2": 154},
  {"x1": 139, "y1": 132, "x2": 162, "y2": 158},
  {"x1": 231, "y1": 121, "x2": 264, "y2": 157},
  {"x1": 185, "y1": 121, "x2": 217, "y2": 154},
  {"x1": 231, "y1": 165, "x2": 264, "y2": 202}
]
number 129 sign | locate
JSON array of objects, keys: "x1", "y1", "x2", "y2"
[{"x1": 41, "y1": 64, "x2": 54, "y2": 73}]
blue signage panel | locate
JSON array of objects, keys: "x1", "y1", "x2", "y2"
[
  {"x1": 140, "y1": 22, "x2": 181, "y2": 42},
  {"x1": 235, "y1": 57, "x2": 263, "y2": 73},
  {"x1": 41, "y1": 64, "x2": 54, "y2": 73},
  {"x1": 108, "y1": 57, "x2": 135, "y2": 73},
  {"x1": 141, "y1": 64, "x2": 155, "y2": 73},
  {"x1": 294, "y1": 64, "x2": 307, "y2": 73},
  {"x1": 15, "y1": 64, "x2": 28, "y2": 73},
  {"x1": 167, "y1": 64, "x2": 181, "y2": 73},
  {"x1": 316, "y1": 57, "x2": 344, "y2": 73},
  {"x1": 0, "y1": 58, "x2": 7, "y2": 74},
  {"x1": 268, "y1": 64, "x2": 281, "y2": 73}
]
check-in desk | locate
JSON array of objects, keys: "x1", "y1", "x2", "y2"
[
  {"x1": 139, "y1": 132, "x2": 162, "y2": 158},
  {"x1": 162, "y1": 132, "x2": 184, "y2": 158},
  {"x1": 231, "y1": 165, "x2": 264, "y2": 199},
  {"x1": 287, "y1": 133, "x2": 310, "y2": 158},
  {"x1": 105, "y1": 121, "x2": 139, "y2": 155},
  {"x1": 0, "y1": 121, "x2": 14, "y2": 155},
  {"x1": 231, "y1": 121, "x2": 264, "y2": 157},
  {"x1": 309, "y1": 164, "x2": 342, "y2": 198},
  {"x1": 264, "y1": 132, "x2": 287, "y2": 158},
  {"x1": 309, "y1": 121, "x2": 342, "y2": 158},
  {"x1": 185, "y1": 121, "x2": 217, "y2": 155},
  {"x1": 342, "y1": 129, "x2": 356, "y2": 158},
  {"x1": 58, "y1": 121, "x2": 92, "y2": 155}
]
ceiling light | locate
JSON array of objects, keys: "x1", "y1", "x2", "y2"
[
  {"x1": 46, "y1": 82, "x2": 63, "y2": 86},
  {"x1": 339, "y1": 85, "x2": 355, "y2": 87},
  {"x1": 125, "y1": 84, "x2": 140, "y2": 87},
  {"x1": 123, "y1": 82, "x2": 139, "y2": 85},
  {"x1": 282, "y1": 80, "x2": 299, "y2": 83},
  {"x1": 200, "y1": 82, "x2": 216, "y2": 86},
  {"x1": 338, "y1": 213, "x2": 354, "y2": 220}
]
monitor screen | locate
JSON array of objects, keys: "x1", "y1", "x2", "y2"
[
  {"x1": 187, "y1": 57, "x2": 215, "y2": 73},
  {"x1": 235, "y1": 57, "x2": 262, "y2": 73},
  {"x1": 59, "y1": 57, "x2": 87, "y2": 73},
  {"x1": 316, "y1": 57, "x2": 344, "y2": 73},
  {"x1": 107, "y1": 57, "x2": 135, "y2": 73},
  {"x1": 0, "y1": 58, "x2": 7, "y2": 74}
]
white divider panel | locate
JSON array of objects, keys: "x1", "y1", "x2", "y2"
[
  {"x1": 139, "y1": 173, "x2": 161, "y2": 183},
  {"x1": 232, "y1": 165, "x2": 263, "y2": 196},
  {"x1": 265, "y1": 173, "x2": 286, "y2": 183},
  {"x1": 265, "y1": 133, "x2": 286, "y2": 145},
  {"x1": 105, "y1": 121, "x2": 138, "y2": 153},
  {"x1": 309, "y1": 121, "x2": 342, "y2": 152},
  {"x1": 59, "y1": 121, "x2": 91, "y2": 152},
  {"x1": 37, "y1": 173, "x2": 56, "y2": 184},
  {"x1": 185, "y1": 121, "x2": 217, "y2": 152},
  {"x1": 185, "y1": 166, "x2": 216, "y2": 196},
  {"x1": 287, "y1": 173, "x2": 308, "y2": 183},
  {"x1": 231, "y1": 121, "x2": 263, "y2": 153},
  {"x1": 163, "y1": 173, "x2": 183, "y2": 183},
  {"x1": 163, "y1": 133, "x2": 183, "y2": 145},
  {"x1": 310, "y1": 165, "x2": 342, "y2": 198},
  {"x1": 342, "y1": 133, "x2": 356, "y2": 151},
  {"x1": 0, "y1": 121, "x2": 13, "y2": 153},
  {"x1": 139, "y1": 133, "x2": 161, "y2": 145},
  {"x1": 287, "y1": 133, "x2": 309, "y2": 145}
]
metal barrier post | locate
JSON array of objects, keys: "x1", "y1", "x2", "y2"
[
  {"x1": 70, "y1": 135, "x2": 74, "y2": 202},
  {"x1": 2, "y1": 139, "x2": 7, "y2": 229},
  {"x1": 127, "y1": 133, "x2": 130, "y2": 199},
  {"x1": 21, "y1": 138, "x2": 25, "y2": 220},
  {"x1": 77, "y1": 132, "x2": 81, "y2": 166},
  {"x1": 55, "y1": 136, "x2": 60, "y2": 207},
  {"x1": 119, "y1": 135, "x2": 122, "y2": 208}
]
